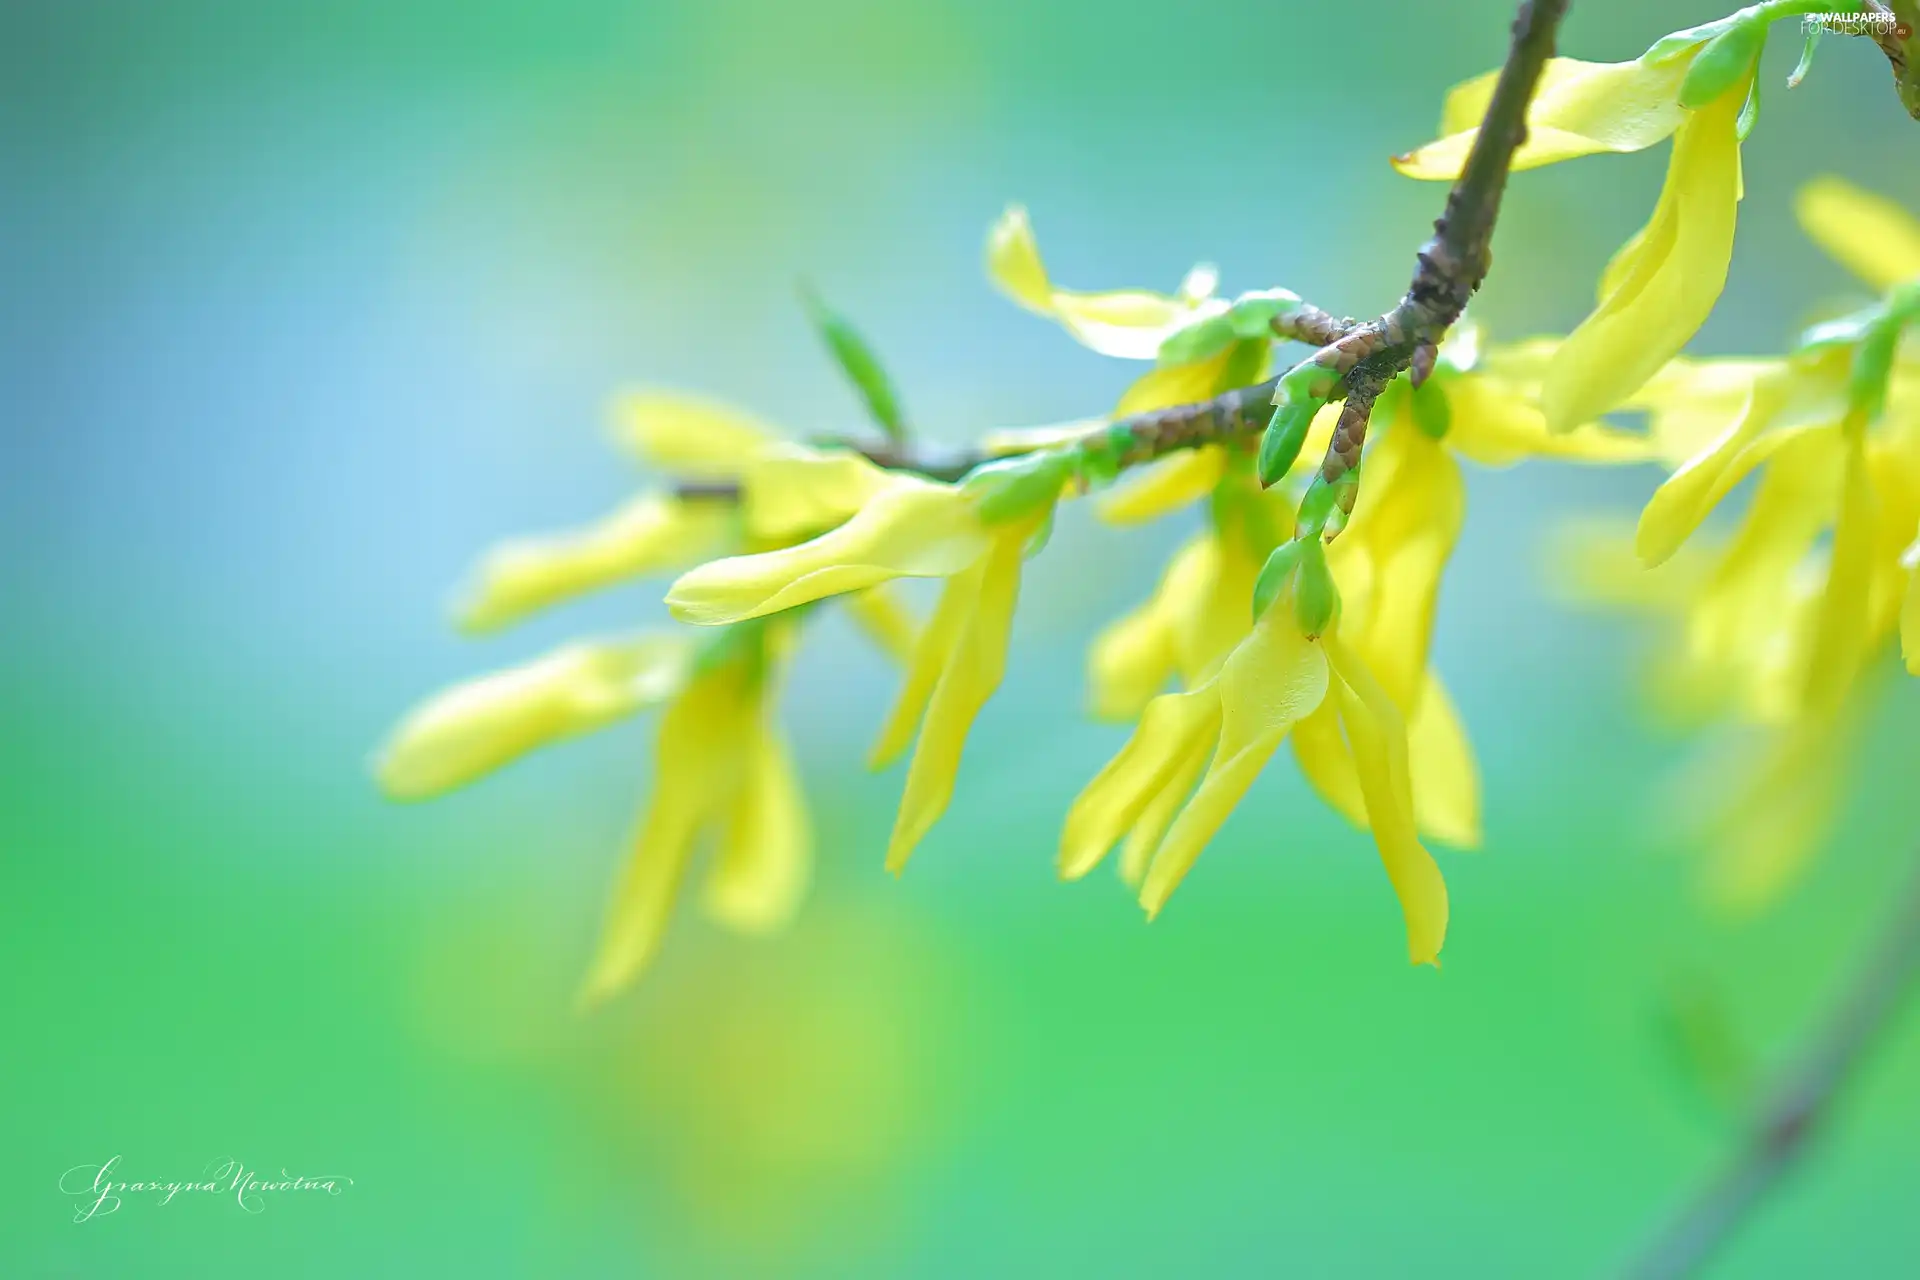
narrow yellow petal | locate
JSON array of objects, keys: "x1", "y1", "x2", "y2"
[
  {"x1": 1117, "y1": 732, "x2": 1211, "y2": 890},
  {"x1": 871, "y1": 564, "x2": 979, "y2": 767},
  {"x1": 742, "y1": 448, "x2": 896, "y2": 542},
  {"x1": 1408, "y1": 677, "x2": 1482, "y2": 849},
  {"x1": 1139, "y1": 612, "x2": 1329, "y2": 917},
  {"x1": 1326, "y1": 637, "x2": 1448, "y2": 967},
  {"x1": 1087, "y1": 600, "x2": 1176, "y2": 724},
  {"x1": 1290, "y1": 701, "x2": 1368, "y2": 829},
  {"x1": 457, "y1": 495, "x2": 733, "y2": 634},
  {"x1": 1800, "y1": 435, "x2": 1878, "y2": 716},
  {"x1": 984, "y1": 205, "x2": 1216, "y2": 359},
  {"x1": 579, "y1": 666, "x2": 755, "y2": 1004},
  {"x1": 667, "y1": 479, "x2": 989, "y2": 625},
  {"x1": 885, "y1": 525, "x2": 1031, "y2": 871},
  {"x1": 1634, "y1": 374, "x2": 1812, "y2": 567},
  {"x1": 611, "y1": 391, "x2": 774, "y2": 477},
  {"x1": 1700, "y1": 706, "x2": 1859, "y2": 912},
  {"x1": 841, "y1": 585, "x2": 920, "y2": 666},
  {"x1": 1541, "y1": 84, "x2": 1744, "y2": 433},
  {"x1": 1795, "y1": 176, "x2": 1920, "y2": 292},
  {"x1": 703, "y1": 725, "x2": 812, "y2": 934},
  {"x1": 1445, "y1": 373, "x2": 1649, "y2": 468},
  {"x1": 1060, "y1": 688, "x2": 1222, "y2": 880},
  {"x1": 1396, "y1": 57, "x2": 1691, "y2": 181},
  {"x1": 1113, "y1": 342, "x2": 1246, "y2": 416},
  {"x1": 1096, "y1": 447, "x2": 1228, "y2": 525},
  {"x1": 375, "y1": 637, "x2": 691, "y2": 800}
]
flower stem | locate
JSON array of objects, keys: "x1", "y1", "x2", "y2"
[{"x1": 1626, "y1": 849, "x2": 1920, "y2": 1279}]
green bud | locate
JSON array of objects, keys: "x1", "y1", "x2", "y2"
[
  {"x1": 800, "y1": 283, "x2": 909, "y2": 443},
  {"x1": 964, "y1": 450, "x2": 1074, "y2": 525},
  {"x1": 1251, "y1": 540, "x2": 1305, "y2": 622},
  {"x1": 1411, "y1": 376, "x2": 1452, "y2": 440},
  {"x1": 1678, "y1": 20, "x2": 1766, "y2": 110},
  {"x1": 1293, "y1": 540, "x2": 1338, "y2": 638},
  {"x1": 1294, "y1": 473, "x2": 1341, "y2": 539},
  {"x1": 1257, "y1": 398, "x2": 1317, "y2": 487}
]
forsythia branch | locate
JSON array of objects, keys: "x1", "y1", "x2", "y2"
[{"x1": 1628, "y1": 848, "x2": 1920, "y2": 1278}]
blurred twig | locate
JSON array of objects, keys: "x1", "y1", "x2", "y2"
[{"x1": 1627, "y1": 850, "x2": 1920, "y2": 1278}]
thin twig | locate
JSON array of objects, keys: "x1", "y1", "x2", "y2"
[
  {"x1": 679, "y1": 0, "x2": 1566, "y2": 503},
  {"x1": 1628, "y1": 851, "x2": 1920, "y2": 1279}
]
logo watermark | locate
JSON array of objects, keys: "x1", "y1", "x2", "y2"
[
  {"x1": 1802, "y1": 11, "x2": 1914, "y2": 38},
  {"x1": 59, "y1": 1155, "x2": 354, "y2": 1223}
]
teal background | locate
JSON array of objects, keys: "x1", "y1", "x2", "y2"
[{"x1": 5, "y1": 1, "x2": 1919, "y2": 1274}]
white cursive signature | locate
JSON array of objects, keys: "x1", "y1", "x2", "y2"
[{"x1": 58, "y1": 1155, "x2": 354, "y2": 1223}]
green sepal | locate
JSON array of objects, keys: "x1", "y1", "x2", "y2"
[
  {"x1": 963, "y1": 449, "x2": 1075, "y2": 525},
  {"x1": 1411, "y1": 376, "x2": 1452, "y2": 441},
  {"x1": 1321, "y1": 467, "x2": 1363, "y2": 540},
  {"x1": 1022, "y1": 508, "x2": 1057, "y2": 558},
  {"x1": 1678, "y1": 20, "x2": 1766, "y2": 110},
  {"x1": 1155, "y1": 313, "x2": 1238, "y2": 368},
  {"x1": 1642, "y1": 13, "x2": 1746, "y2": 65},
  {"x1": 1292, "y1": 539, "x2": 1339, "y2": 638},
  {"x1": 1796, "y1": 305, "x2": 1885, "y2": 354},
  {"x1": 1251, "y1": 539, "x2": 1305, "y2": 623},
  {"x1": 800, "y1": 284, "x2": 909, "y2": 444},
  {"x1": 1848, "y1": 314, "x2": 1904, "y2": 426},
  {"x1": 1226, "y1": 287, "x2": 1303, "y2": 339}
]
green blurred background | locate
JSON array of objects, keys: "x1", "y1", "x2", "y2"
[{"x1": 5, "y1": 1, "x2": 1919, "y2": 1274}]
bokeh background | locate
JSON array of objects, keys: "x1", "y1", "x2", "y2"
[{"x1": 5, "y1": 0, "x2": 1919, "y2": 1274}]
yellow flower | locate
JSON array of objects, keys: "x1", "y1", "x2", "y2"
[
  {"x1": 1795, "y1": 175, "x2": 1920, "y2": 294},
  {"x1": 984, "y1": 205, "x2": 1272, "y2": 420},
  {"x1": 376, "y1": 636, "x2": 694, "y2": 800},
  {"x1": 668, "y1": 472, "x2": 1050, "y2": 871},
  {"x1": 455, "y1": 391, "x2": 907, "y2": 634},
  {"x1": 1395, "y1": 42, "x2": 1751, "y2": 431},
  {"x1": 1061, "y1": 596, "x2": 1449, "y2": 967},
  {"x1": 580, "y1": 633, "x2": 812, "y2": 1005},
  {"x1": 383, "y1": 392, "x2": 933, "y2": 1001}
]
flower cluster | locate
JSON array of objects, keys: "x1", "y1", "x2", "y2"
[{"x1": 378, "y1": 3, "x2": 1918, "y2": 1000}]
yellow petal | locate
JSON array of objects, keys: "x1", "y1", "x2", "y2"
[
  {"x1": 1699, "y1": 706, "x2": 1859, "y2": 912},
  {"x1": 376, "y1": 637, "x2": 691, "y2": 800},
  {"x1": 1408, "y1": 677, "x2": 1481, "y2": 849},
  {"x1": 984, "y1": 205, "x2": 1219, "y2": 359},
  {"x1": 1139, "y1": 611, "x2": 1330, "y2": 917},
  {"x1": 1290, "y1": 701, "x2": 1368, "y2": 829},
  {"x1": 1795, "y1": 176, "x2": 1920, "y2": 293},
  {"x1": 1546, "y1": 516, "x2": 1713, "y2": 615},
  {"x1": 1445, "y1": 372, "x2": 1650, "y2": 468},
  {"x1": 1634, "y1": 371, "x2": 1808, "y2": 567},
  {"x1": 871, "y1": 558, "x2": 980, "y2": 767},
  {"x1": 579, "y1": 664, "x2": 756, "y2": 1004},
  {"x1": 742, "y1": 448, "x2": 895, "y2": 542},
  {"x1": 1117, "y1": 732, "x2": 1211, "y2": 889},
  {"x1": 1059, "y1": 688, "x2": 1222, "y2": 881},
  {"x1": 611, "y1": 391, "x2": 774, "y2": 477},
  {"x1": 667, "y1": 478, "x2": 989, "y2": 625},
  {"x1": 1096, "y1": 447, "x2": 1228, "y2": 525},
  {"x1": 703, "y1": 725, "x2": 811, "y2": 934},
  {"x1": 842, "y1": 585, "x2": 920, "y2": 666},
  {"x1": 1541, "y1": 84, "x2": 1744, "y2": 433},
  {"x1": 1113, "y1": 338, "x2": 1263, "y2": 416},
  {"x1": 456, "y1": 494, "x2": 733, "y2": 634},
  {"x1": 1087, "y1": 535, "x2": 1217, "y2": 721},
  {"x1": 1395, "y1": 56, "x2": 1691, "y2": 181},
  {"x1": 885, "y1": 524, "x2": 1032, "y2": 871},
  {"x1": 1341, "y1": 426, "x2": 1465, "y2": 709},
  {"x1": 1800, "y1": 435, "x2": 1878, "y2": 716},
  {"x1": 1325, "y1": 637, "x2": 1448, "y2": 967}
]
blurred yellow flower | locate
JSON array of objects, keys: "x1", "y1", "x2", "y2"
[
  {"x1": 669, "y1": 471, "x2": 1051, "y2": 871},
  {"x1": 1062, "y1": 588, "x2": 1449, "y2": 967},
  {"x1": 1395, "y1": 36, "x2": 1752, "y2": 431}
]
